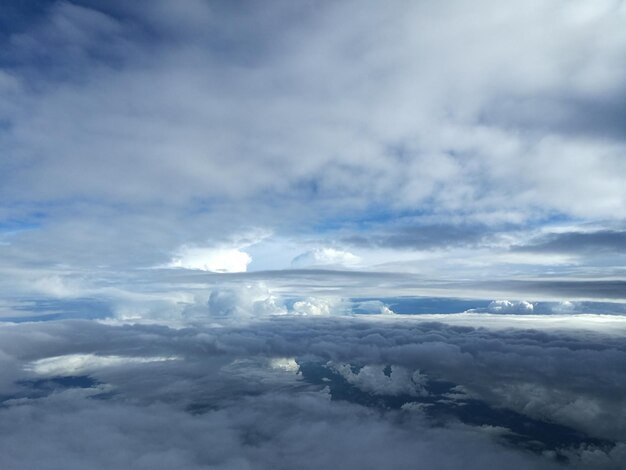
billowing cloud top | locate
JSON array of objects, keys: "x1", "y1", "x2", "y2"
[{"x1": 168, "y1": 246, "x2": 252, "y2": 272}]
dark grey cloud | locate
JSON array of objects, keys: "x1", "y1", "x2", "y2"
[
  {"x1": 0, "y1": 0, "x2": 53, "y2": 42},
  {"x1": 0, "y1": 316, "x2": 625, "y2": 468},
  {"x1": 467, "y1": 299, "x2": 626, "y2": 316},
  {"x1": 0, "y1": 390, "x2": 559, "y2": 470},
  {"x1": 513, "y1": 230, "x2": 626, "y2": 255},
  {"x1": 482, "y1": 279, "x2": 626, "y2": 301},
  {"x1": 343, "y1": 224, "x2": 492, "y2": 250},
  {"x1": 153, "y1": 269, "x2": 626, "y2": 302},
  {"x1": 484, "y1": 93, "x2": 626, "y2": 143}
]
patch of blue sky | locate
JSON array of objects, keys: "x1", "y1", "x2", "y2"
[
  {"x1": 0, "y1": 0, "x2": 52, "y2": 43},
  {"x1": 0, "y1": 201, "x2": 48, "y2": 222},
  {"x1": 0, "y1": 220, "x2": 41, "y2": 233},
  {"x1": 0, "y1": 219, "x2": 42, "y2": 243},
  {"x1": 4, "y1": 297, "x2": 113, "y2": 322},
  {"x1": 353, "y1": 297, "x2": 492, "y2": 315},
  {"x1": 0, "y1": 313, "x2": 61, "y2": 323},
  {"x1": 308, "y1": 204, "x2": 576, "y2": 236},
  {"x1": 311, "y1": 206, "x2": 436, "y2": 234},
  {"x1": 524, "y1": 211, "x2": 580, "y2": 230},
  {"x1": 281, "y1": 296, "x2": 493, "y2": 315},
  {"x1": 0, "y1": 118, "x2": 12, "y2": 131}
]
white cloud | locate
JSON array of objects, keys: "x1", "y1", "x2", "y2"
[
  {"x1": 291, "y1": 248, "x2": 360, "y2": 268},
  {"x1": 31, "y1": 275, "x2": 82, "y2": 298},
  {"x1": 269, "y1": 357, "x2": 300, "y2": 373},
  {"x1": 407, "y1": 312, "x2": 626, "y2": 335},
  {"x1": 353, "y1": 300, "x2": 395, "y2": 315},
  {"x1": 168, "y1": 246, "x2": 251, "y2": 273},
  {"x1": 205, "y1": 284, "x2": 287, "y2": 319},
  {"x1": 291, "y1": 297, "x2": 347, "y2": 316},
  {"x1": 472, "y1": 300, "x2": 535, "y2": 314},
  {"x1": 26, "y1": 354, "x2": 180, "y2": 376}
]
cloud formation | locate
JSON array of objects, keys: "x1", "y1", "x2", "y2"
[
  {"x1": 1, "y1": 0, "x2": 625, "y2": 297},
  {"x1": 471, "y1": 300, "x2": 535, "y2": 314},
  {"x1": 3, "y1": 0, "x2": 626, "y2": 216},
  {"x1": 0, "y1": 315, "x2": 624, "y2": 468},
  {"x1": 513, "y1": 230, "x2": 626, "y2": 255},
  {"x1": 169, "y1": 246, "x2": 252, "y2": 273},
  {"x1": 291, "y1": 248, "x2": 361, "y2": 268}
]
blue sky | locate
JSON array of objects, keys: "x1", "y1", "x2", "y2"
[{"x1": 1, "y1": 2, "x2": 626, "y2": 468}]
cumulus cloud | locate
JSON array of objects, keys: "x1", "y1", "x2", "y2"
[
  {"x1": 205, "y1": 284, "x2": 287, "y2": 319},
  {"x1": 291, "y1": 297, "x2": 348, "y2": 316},
  {"x1": 291, "y1": 248, "x2": 361, "y2": 268},
  {"x1": 168, "y1": 246, "x2": 252, "y2": 273},
  {"x1": 290, "y1": 297, "x2": 394, "y2": 317},
  {"x1": 352, "y1": 300, "x2": 395, "y2": 315},
  {"x1": 469, "y1": 300, "x2": 535, "y2": 314}
]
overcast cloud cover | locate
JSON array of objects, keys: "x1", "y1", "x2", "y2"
[{"x1": 1, "y1": 0, "x2": 626, "y2": 468}]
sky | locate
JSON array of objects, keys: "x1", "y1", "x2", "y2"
[{"x1": 1, "y1": 1, "x2": 626, "y2": 468}]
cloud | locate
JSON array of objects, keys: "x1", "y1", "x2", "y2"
[
  {"x1": 205, "y1": 284, "x2": 286, "y2": 319},
  {"x1": 513, "y1": 230, "x2": 626, "y2": 255},
  {"x1": 0, "y1": 0, "x2": 625, "y2": 298},
  {"x1": 0, "y1": 315, "x2": 625, "y2": 467},
  {"x1": 481, "y1": 280, "x2": 626, "y2": 301},
  {"x1": 25, "y1": 353, "x2": 180, "y2": 376},
  {"x1": 291, "y1": 297, "x2": 347, "y2": 316},
  {"x1": 329, "y1": 363, "x2": 428, "y2": 397},
  {"x1": 291, "y1": 248, "x2": 360, "y2": 268},
  {"x1": 352, "y1": 300, "x2": 395, "y2": 315},
  {"x1": 343, "y1": 224, "x2": 492, "y2": 250},
  {"x1": 169, "y1": 246, "x2": 252, "y2": 273},
  {"x1": 469, "y1": 300, "x2": 535, "y2": 314},
  {"x1": 0, "y1": 387, "x2": 559, "y2": 470},
  {"x1": 2, "y1": 0, "x2": 626, "y2": 219}
]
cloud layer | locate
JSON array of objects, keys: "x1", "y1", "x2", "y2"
[
  {"x1": 0, "y1": 315, "x2": 625, "y2": 468},
  {"x1": 1, "y1": 0, "x2": 626, "y2": 278}
]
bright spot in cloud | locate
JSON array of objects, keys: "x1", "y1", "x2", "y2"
[
  {"x1": 269, "y1": 357, "x2": 299, "y2": 373},
  {"x1": 291, "y1": 248, "x2": 360, "y2": 268},
  {"x1": 486, "y1": 300, "x2": 535, "y2": 314},
  {"x1": 292, "y1": 297, "x2": 346, "y2": 316},
  {"x1": 26, "y1": 354, "x2": 181, "y2": 376},
  {"x1": 169, "y1": 246, "x2": 252, "y2": 272},
  {"x1": 354, "y1": 300, "x2": 395, "y2": 315}
]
